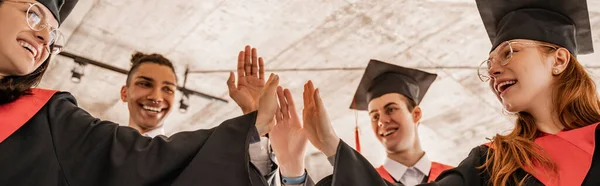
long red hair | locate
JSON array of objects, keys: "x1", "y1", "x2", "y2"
[{"x1": 480, "y1": 44, "x2": 600, "y2": 186}]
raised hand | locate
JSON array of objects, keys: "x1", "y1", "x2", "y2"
[
  {"x1": 270, "y1": 87, "x2": 308, "y2": 177},
  {"x1": 302, "y1": 81, "x2": 340, "y2": 157},
  {"x1": 227, "y1": 45, "x2": 265, "y2": 114},
  {"x1": 255, "y1": 73, "x2": 279, "y2": 137}
]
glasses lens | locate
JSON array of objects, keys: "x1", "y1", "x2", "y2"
[
  {"x1": 499, "y1": 43, "x2": 513, "y2": 66},
  {"x1": 49, "y1": 29, "x2": 64, "y2": 46},
  {"x1": 49, "y1": 33, "x2": 64, "y2": 55},
  {"x1": 477, "y1": 60, "x2": 490, "y2": 82},
  {"x1": 26, "y1": 4, "x2": 45, "y2": 31}
]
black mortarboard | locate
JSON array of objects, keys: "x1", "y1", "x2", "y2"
[
  {"x1": 37, "y1": 0, "x2": 79, "y2": 25},
  {"x1": 350, "y1": 59, "x2": 438, "y2": 111},
  {"x1": 476, "y1": 0, "x2": 593, "y2": 55}
]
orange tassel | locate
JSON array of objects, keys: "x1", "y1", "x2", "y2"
[
  {"x1": 355, "y1": 126, "x2": 361, "y2": 153},
  {"x1": 353, "y1": 99, "x2": 361, "y2": 153}
]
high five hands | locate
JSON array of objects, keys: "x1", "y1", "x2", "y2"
[{"x1": 228, "y1": 45, "x2": 340, "y2": 169}]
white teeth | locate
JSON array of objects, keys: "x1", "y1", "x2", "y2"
[
  {"x1": 19, "y1": 40, "x2": 37, "y2": 57},
  {"x1": 497, "y1": 80, "x2": 516, "y2": 92},
  {"x1": 143, "y1": 105, "x2": 162, "y2": 113},
  {"x1": 381, "y1": 129, "x2": 398, "y2": 137}
]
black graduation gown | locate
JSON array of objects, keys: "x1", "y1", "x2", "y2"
[
  {"x1": 315, "y1": 123, "x2": 600, "y2": 186},
  {"x1": 0, "y1": 91, "x2": 268, "y2": 186}
]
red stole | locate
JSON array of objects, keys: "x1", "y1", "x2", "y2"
[
  {"x1": 376, "y1": 161, "x2": 454, "y2": 183},
  {"x1": 0, "y1": 88, "x2": 57, "y2": 143},
  {"x1": 483, "y1": 123, "x2": 598, "y2": 186}
]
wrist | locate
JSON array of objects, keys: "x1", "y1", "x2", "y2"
[
  {"x1": 255, "y1": 114, "x2": 273, "y2": 137},
  {"x1": 240, "y1": 106, "x2": 258, "y2": 114},
  {"x1": 242, "y1": 106, "x2": 257, "y2": 114},
  {"x1": 255, "y1": 124, "x2": 268, "y2": 137},
  {"x1": 322, "y1": 137, "x2": 340, "y2": 157},
  {"x1": 279, "y1": 160, "x2": 305, "y2": 177},
  {"x1": 281, "y1": 169, "x2": 307, "y2": 185}
]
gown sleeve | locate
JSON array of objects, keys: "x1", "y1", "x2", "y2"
[
  {"x1": 46, "y1": 92, "x2": 263, "y2": 186},
  {"x1": 416, "y1": 146, "x2": 490, "y2": 186},
  {"x1": 314, "y1": 140, "x2": 395, "y2": 186},
  {"x1": 314, "y1": 140, "x2": 493, "y2": 186}
]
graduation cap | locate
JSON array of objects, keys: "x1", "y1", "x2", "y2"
[
  {"x1": 37, "y1": 0, "x2": 79, "y2": 26},
  {"x1": 350, "y1": 59, "x2": 438, "y2": 111},
  {"x1": 476, "y1": 0, "x2": 593, "y2": 55}
]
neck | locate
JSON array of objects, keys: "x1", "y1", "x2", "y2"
[
  {"x1": 527, "y1": 93, "x2": 564, "y2": 134},
  {"x1": 386, "y1": 145, "x2": 425, "y2": 167},
  {"x1": 128, "y1": 119, "x2": 161, "y2": 134}
]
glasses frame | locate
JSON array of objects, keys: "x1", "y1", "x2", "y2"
[{"x1": 477, "y1": 41, "x2": 558, "y2": 82}]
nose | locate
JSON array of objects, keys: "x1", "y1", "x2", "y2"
[
  {"x1": 378, "y1": 114, "x2": 391, "y2": 127},
  {"x1": 146, "y1": 88, "x2": 165, "y2": 103},
  {"x1": 33, "y1": 28, "x2": 52, "y2": 46},
  {"x1": 487, "y1": 60, "x2": 504, "y2": 78}
]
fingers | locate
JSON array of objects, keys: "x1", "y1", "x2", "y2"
[
  {"x1": 314, "y1": 88, "x2": 324, "y2": 111},
  {"x1": 227, "y1": 72, "x2": 236, "y2": 93},
  {"x1": 284, "y1": 89, "x2": 298, "y2": 116},
  {"x1": 237, "y1": 51, "x2": 245, "y2": 77},
  {"x1": 264, "y1": 73, "x2": 280, "y2": 94},
  {"x1": 251, "y1": 48, "x2": 258, "y2": 77},
  {"x1": 303, "y1": 82, "x2": 310, "y2": 109},
  {"x1": 277, "y1": 86, "x2": 290, "y2": 120},
  {"x1": 275, "y1": 102, "x2": 283, "y2": 124},
  {"x1": 244, "y1": 46, "x2": 252, "y2": 76},
  {"x1": 307, "y1": 80, "x2": 315, "y2": 107},
  {"x1": 259, "y1": 57, "x2": 265, "y2": 80}
]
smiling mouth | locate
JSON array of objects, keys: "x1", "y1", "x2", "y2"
[
  {"x1": 497, "y1": 80, "x2": 517, "y2": 94},
  {"x1": 140, "y1": 104, "x2": 166, "y2": 113},
  {"x1": 380, "y1": 128, "x2": 399, "y2": 137},
  {"x1": 18, "y1": 40, "x2": 37, "y2": 58}
]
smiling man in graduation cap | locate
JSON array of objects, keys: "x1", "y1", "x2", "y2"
[
  {"x1": 301, "y1": 60, "x2": 452, "y2": 186},
  {"x1": 307, "y1": 0, "x2": 600, "y2": 185},
  {"x1": 349, "y1": 60, "x2": 452, "y2": 186}
]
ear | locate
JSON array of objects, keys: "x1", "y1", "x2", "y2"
[
  {"x1": 552, "y1": 48, "x2": 570, "y2": 74},
  {"x1": 412, "y1": 106, "x2": 422, "y2": 125},
  {"x1": 120, "y1": 86, "x2": 128, "y2": 102}
]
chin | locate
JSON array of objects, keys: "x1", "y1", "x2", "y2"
[
  {"x1": 139, "y1": 121, "x2": 160, "y2": 129},
  {"x1": 383, "y1": 141, "x2": 406, "y2": 152},
  {"x1": 502, "y1": 100, "x2": 525, "y2": 113},
  {"x1": 8, "y1": 59, "x2": 36, "y2": 76}
]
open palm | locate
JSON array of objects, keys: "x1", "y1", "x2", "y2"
[
  {"x1": 302, "y1": 80, "x2": 339, "y2": 157},
  {"x1": 228, "y1": 46, "x2": 265, "y2": 113},
  {"x1": 270, "y1": 87, "x2": 308, "y2": 177}
]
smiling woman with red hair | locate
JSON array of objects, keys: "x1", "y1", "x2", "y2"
[{"x1": 302, "y1": 0, "x2": 600, "y2": 186}]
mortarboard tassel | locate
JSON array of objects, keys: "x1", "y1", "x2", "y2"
[{"x1": 353, "y1": 99, "x2": 361, "y2": 153}]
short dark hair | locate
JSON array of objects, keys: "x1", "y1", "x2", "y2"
[
  {"x1": 126, "y1": 52, "x2": 177, "y2": 86},
  {"x1": 405, "y1": 98, "x2": 417, "y2": 112}
]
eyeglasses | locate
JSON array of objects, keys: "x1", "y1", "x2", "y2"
[
  {"x1": 5, "y1": 0, "x2": 65, "y2": 55},
  {"x1": 477, "y1": 41, "x2": 558, "y2": 82}
]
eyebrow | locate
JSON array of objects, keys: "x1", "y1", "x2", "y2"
[
  {"x1": 368, "y1": 102, "x2": 399, "y2": 114},
  {"x1": 136, "y1": 76, "x2": 176, "y2": 87}
]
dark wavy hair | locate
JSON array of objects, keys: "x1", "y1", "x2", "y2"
[{"x1": 0, "y1": 58, "x2": 51, "y2": 105}]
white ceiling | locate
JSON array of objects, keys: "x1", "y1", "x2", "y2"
[{"x1": 41, "y1": 0, "x2": 600, "y2": 181}]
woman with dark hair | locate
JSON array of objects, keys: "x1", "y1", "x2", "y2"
[
  {"x1": 299, "y1": 0, "x2": 600, "y2": 185},
  {"x1": 0, "y1": 0, "x2": 282, "y2": 185}
]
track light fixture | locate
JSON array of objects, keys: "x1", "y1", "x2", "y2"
[
  {"x1": 71, "y1": 60, "x2": 86, "y2": 83},
  {"x1": 179, "y1": 92, "x2": 190, "y2": 113}
]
